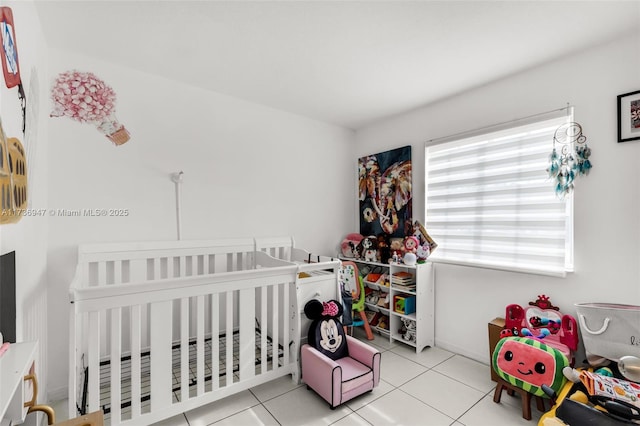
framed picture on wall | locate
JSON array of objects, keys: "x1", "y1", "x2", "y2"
[
  {"x1": 617, "y1": 89, "x2": 640, "y2": 143},
  {"x1": 358, "y1": 146, "x2": 412, "y2": 238}
]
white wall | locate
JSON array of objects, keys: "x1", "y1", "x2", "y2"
[
  {"x1": 355, "y1": 34, "x2": 640, "y2": 364},
  {"x1": 45, "y1": 50, "x2": 355, "y2": 396},
  {"x1": 0, "y1": 0, "x2": 50, "y2": 411}
]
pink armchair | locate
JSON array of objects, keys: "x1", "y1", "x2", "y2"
[{"x1": 301, "y1": 335, "x2": 381, "y2": 409}]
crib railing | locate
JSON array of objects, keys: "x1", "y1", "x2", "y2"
[
  {"x1": 70, "y1": 263, "x2": 299, "y2": 425},
  {"x1": 74, "y1": 238, "x2": 258, "y2": 287}
]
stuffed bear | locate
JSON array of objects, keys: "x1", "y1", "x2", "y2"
[{"x1": 304, "y1": 299, "x2": 349, "y2": 360}]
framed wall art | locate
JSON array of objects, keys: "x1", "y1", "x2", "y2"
[
  {"x1": 617, "y1": 89, "x2": 640, "y2": 143},
  {"x1": 358, "y1": 145, "x2": 412, "y2": 238}
]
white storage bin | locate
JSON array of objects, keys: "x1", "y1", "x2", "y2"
[{"x1": 575, "y1": 302, "x2": 640, "y2": 366}]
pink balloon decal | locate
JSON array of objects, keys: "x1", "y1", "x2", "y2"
[{"x1": 50, "y1": 70, "x2": 130, "y2": 145}]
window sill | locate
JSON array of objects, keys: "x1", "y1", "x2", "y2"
[{"x1": 428, "y1": 258, "x2": 571, "y2": 278}]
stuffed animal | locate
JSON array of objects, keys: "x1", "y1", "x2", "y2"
[
  {"x1": 403, "y1": 236, "x2": 419, "y2": 255},
  {"x1": 341, "y1": 233, "x2": 364, "y2": 258},
  {"x1": 493, "y1": 336, "x2": 568, "y2": 397},
  {"x1": 304, "y1": 299, "x2": 349, "y2": 360},
  {"x1": 401, "y1": 318, "x2": 417, "y2": 343},
  {"x1": 359, "y1": 236, "x2": 379, "y2": 262},
  {"x1": 416, "y1": 244, "x2": 430, "y2": 263}
]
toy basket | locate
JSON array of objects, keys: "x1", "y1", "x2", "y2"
[{"x1": 575, "y1": 302, "x2": 640, "y2": 366}]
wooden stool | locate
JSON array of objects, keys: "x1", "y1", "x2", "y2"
[{"x1": 493, "y1": 377, "x2": 546, "y2": 420}]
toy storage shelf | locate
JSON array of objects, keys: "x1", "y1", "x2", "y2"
[{"x1": 342, "y1": 258, "x2": 435, "y2": 353}]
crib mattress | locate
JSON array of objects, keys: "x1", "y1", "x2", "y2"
[{"x1": 81, "y1": 328, "x2": 284, "y2": 421}]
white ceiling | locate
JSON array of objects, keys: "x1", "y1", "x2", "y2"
[{"x1": 34, "y1": 1, "x2": 640, "y2": 130}]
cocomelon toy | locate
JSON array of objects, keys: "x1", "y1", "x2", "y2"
[{"x1": 493, "y1": 336, "x2": 569, "y2": 398}]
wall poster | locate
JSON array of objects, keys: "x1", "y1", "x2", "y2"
[{"x1": 358, "y1": 145, "x2": 412, "y2": 238}]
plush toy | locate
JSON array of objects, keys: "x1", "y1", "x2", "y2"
[
  {"x1": 401, "y1": 318, "x2": 417, "y2": 343},
  {"x1": 403, "y1": 236, "x2": 419, "y2": 255},
  {"x1": 341, "y1": 233, "x2": 364, "y2": 258},
  {"x1": 416, "y1": 244, "x2": 430, "y2": 263},
  {"x1": 304, "y1": 299, "x2": 349, "y2": 360},
  {"x1": 493, "y1": 336, "x2": 569, "y2": 398},
  {"x1": 358, "y1": 236, "x2": 379, "y2": 262}
]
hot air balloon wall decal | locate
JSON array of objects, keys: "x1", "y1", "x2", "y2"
[
  {"x1": 358, "y1": 145, "x2": 412, "y2": 238},
  {"x1": 50, "y1": 70, "x2": 130, "y2": 145}
]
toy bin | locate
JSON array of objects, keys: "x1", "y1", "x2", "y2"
[
  {"x1": 575, "y1": 302, "x2": 640, "y2": 366},
  {"x1": 394, "y1": 295, "x2": 416, "y2": 315}
]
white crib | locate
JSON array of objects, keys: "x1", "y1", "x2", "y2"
[{"x1": 68, "y1": 237, "x2": 339, "y2": 425}]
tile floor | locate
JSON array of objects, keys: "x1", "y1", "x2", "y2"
[{"x1": 51, "y1": 329, "x2": 545, "y2": 425}]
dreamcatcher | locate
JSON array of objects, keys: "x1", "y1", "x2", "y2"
[{"x1": 547, "y1": 122, "x2": 592, "y2": 198}]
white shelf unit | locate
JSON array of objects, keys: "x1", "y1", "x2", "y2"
[{"x1": 342, "y1": 258, "x2": 435, "y2": 353}]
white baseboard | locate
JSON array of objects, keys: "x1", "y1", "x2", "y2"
[{"x1": 435, "y1": 337, "x2": 490, "y2": 367}]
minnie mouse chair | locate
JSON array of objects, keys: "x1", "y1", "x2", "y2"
[{"x1": 301, "y1": 299, "x2": 381, "y2": 409}]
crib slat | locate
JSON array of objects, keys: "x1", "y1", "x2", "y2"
[
  {"x1": 272, "y1": 284, "x2": 279, "y2": 373},
  {"x1": 197, "y1": 295, "x2": 205, "y2": 395},
  {"x1": 202, "y1": 254, "x2": 209, "y2": 275},
  {"x1": 68, "y1": 309, "x2": 78, "y2": 417},
  {"x1": 226, "y1": 292, "x2": 233, "y2": 385},
  {"x1": 110, "y1": 308, "x2": 122, "y2": 425},
  {"x1": 260, "y1": 286, "x2": 267, "y2": 374},
  {"x1": 131, "y1": 305, "x2": 142, "y2": 418},
  {"x1": 150, "y1": 301, "x2": 173, "y2": 410},
  {"x1": 239, "y1": 288, "x2": 255, "y2": 380},
  {"x1": 180, "y1": 298, "x2": 189, "y2": 403},
  {"x1": 283, "y1": 283, "x2": 289, "y2": 367},
  {"x1": 88, "y1": 311, "x2": 100, "y2": 412},
  {"x1": 210, "y1": 293, "x2": 219, "y2": 390}
]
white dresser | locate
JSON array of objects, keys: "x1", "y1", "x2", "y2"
[{"x1": 0, "y1": 341, "x2": 37, "y2": 425}]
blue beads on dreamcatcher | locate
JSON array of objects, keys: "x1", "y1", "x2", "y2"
[{"x1": 546, "y1": 122, "x2": 592, "y2": 198}]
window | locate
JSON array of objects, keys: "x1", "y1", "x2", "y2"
[{"x1": 425, "y1": 112, "x2": 573, "y2": 277}]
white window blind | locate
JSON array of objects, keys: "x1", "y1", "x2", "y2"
[{"x1": 425, "y1": 113, "x2": 573, "y2": 277}]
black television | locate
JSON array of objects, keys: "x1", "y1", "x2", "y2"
[{"x1": 0, "y1": 250, "x2": 16, "y2": 343}]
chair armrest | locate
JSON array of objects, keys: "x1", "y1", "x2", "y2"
[{"x1": 346, "y1": 335, "x2": 380, "y2": 366}]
